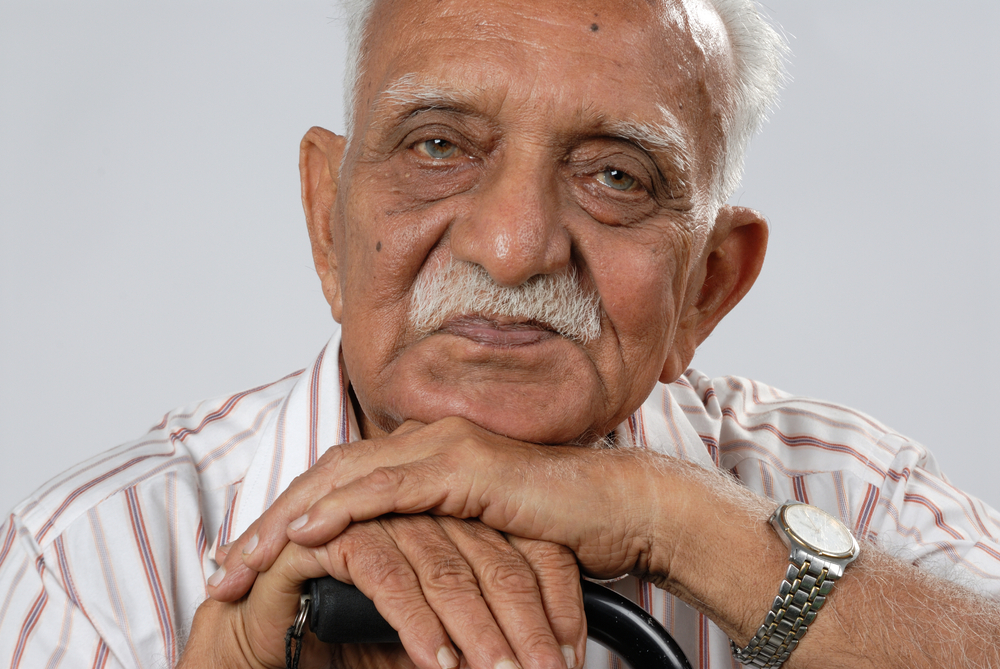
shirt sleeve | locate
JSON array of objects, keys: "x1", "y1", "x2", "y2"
[
  {"x1": 687, "y1": 373, "x2": 1000, "y2": 599},
  {"x1": 0, "y1": 513, "x2": 126, "y2": 669},
  {"x1": 862, "y1": 431, "x2": 1000, "y2": 598}
]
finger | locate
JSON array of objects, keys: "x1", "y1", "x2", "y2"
[
  {"x1": 240, "y1": 460, "x2": 354, "y2": 574},
  {"x1": 214, "y1": 541, "x2": 233, "y2": 564},
  {"x1": 287, "y1": 457, "x2": 467, "y2": 547},
  {"x1": 241, "y1": 420, "x2": 430, "y2": 575},
  {"x1": 393, "y1": 419, "x2": 426, "y2": 435},
  {"x1": 238, "y1": 438, "x2": 388, "y2": 575},
  {"x1": 289, "y1": 441, "x2": 654, "y2": 580},
  {"x1": 322, "y1": 520, "x2": 459, "y2": 669},
  {"x1": 239, "y1": 540, "x2": 342, "y2": 669},
  {"x1": 208, "y1": 521, "x2": 263, "y2": 602},
  {"x1": 437, "y1": 519, "x2": 569, "y2": 669},
  {"x1": 507, "y1": 536, "x2": 585, "y2": 669},
  {"x1": 381, "y1": 516, "x2": 548, "y2": 669}
]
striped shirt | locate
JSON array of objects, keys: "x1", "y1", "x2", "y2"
[{"x1": 2, "y1": 328, "x2": 998, "y2": 668}]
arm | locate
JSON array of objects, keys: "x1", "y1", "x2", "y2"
[{"x1": 268, "y1": 417, "x2": 1000, "y2": 669}]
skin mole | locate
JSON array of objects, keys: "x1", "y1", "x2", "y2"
[{"x1": 591, "y1": 23, "x2": 599, "y2": 31}]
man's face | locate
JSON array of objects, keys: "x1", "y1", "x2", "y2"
[{"x1": 325, "y1": 0, "x2": 736, "y2": 444}]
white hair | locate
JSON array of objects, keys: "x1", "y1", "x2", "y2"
[
  {"x1": 409, "y1": 258, "x2": 602, "y2": 344},
  {"x1": 336, "y1": 0, "x2": 787, "y2": 208},
  {"x1": 706, "y1": 0, "x2": 788, "y2": 204}
]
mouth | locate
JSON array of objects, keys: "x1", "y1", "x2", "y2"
[{"x1": 437, "y1": 315, "x2": 558, "y2": 347}]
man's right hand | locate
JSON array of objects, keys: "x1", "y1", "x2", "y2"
[{"x1": 180, "y1": 514, "x2": 585, "y2": 669}]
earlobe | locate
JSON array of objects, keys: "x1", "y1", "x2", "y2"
[
  {"x1": 659, "y1": 206, "x2": 769, "y2": 382},
  {"x1": 300, "y1": 126, "x2": 348, "y2": 321}
]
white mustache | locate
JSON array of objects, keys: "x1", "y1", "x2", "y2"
[{"x1": 409, "y1": 259, "x2": 602, "y2": 343}]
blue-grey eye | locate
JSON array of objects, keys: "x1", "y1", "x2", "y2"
[
  {"x1": 418, "y1": 138, "x2": 459, "y2": 159},
  {"x1": 596, "y1": 168, "x2": 637, "y2": 191}
]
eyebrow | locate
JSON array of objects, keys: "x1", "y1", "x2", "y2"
[
  {"x1": 602, "y1": 107, "x2": 691, "y2": 172},
  {"x1": 371, "y1": 74, "x2": 483, "y2": 120},
  {"x1": 371, "y1": 75, "x2": 691, "y2": 170}
]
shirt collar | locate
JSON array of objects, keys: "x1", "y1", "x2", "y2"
[{"x1": 231, "y1": 327, "x2": 359, "y2": 539}]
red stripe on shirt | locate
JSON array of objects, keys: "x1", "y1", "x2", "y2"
[
  {"x1": 125, "y1": 486, "x2": 176, "y2": 665},
  {"x1": 11, "y1": 588, "x2": 47, "y2": 669}
]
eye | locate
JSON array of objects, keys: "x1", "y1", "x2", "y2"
[
  {"x1": 595, "y1": 167, "x2": 638, "y2": 191},
  {"x1": 415, "y1": 138, "x2": 461, "y2": 160}
]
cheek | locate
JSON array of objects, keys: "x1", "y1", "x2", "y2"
[
  {"x1": 589, "y1": 227, "x2": 693, "y2": 352},
  {"x1": 339, "y1": 173, "x2": 465, "y2": 309},
  {"x1": 337, "y1": 177, "x2": 477, "y2": 395}
]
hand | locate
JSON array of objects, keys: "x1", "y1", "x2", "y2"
[
  {"x1": 265, "y1": 416, "x2": 806, "y2": 660},
  {"x1": 217, "y1": 417, "x2": 682, "y2": 590},
  {"x1": 188, "y1": 516, "x2": 584, "y2": 669},
  {"x1": 206, "y1": 417, "x2": 587, "y2": 669},
  {"x1": 264, "y1": 416, "x2": 689, "y2": 581},
  {"x1": 185, "y1": 524, "x2": 433, "y2": 669},
  {"x1": 209, "y1": 419, "x2": 427, "y2": 602}
]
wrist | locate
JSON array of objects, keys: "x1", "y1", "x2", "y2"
[
  {"x1": 644, "y1": 464, "x2": 788, "y2": 642},
  {"x1": 732, "y1": 502, "x2": 861, "y2": 668}
]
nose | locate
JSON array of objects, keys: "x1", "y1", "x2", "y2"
[{"x1": 448, "y1": 151, "x2": 571, "y2": 286}]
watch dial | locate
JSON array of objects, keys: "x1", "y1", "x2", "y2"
[{"x1": 784, "y1": 504, "x2": 855, "y2": 555}]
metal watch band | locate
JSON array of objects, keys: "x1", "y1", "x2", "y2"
[{"x1": 730, "y1": 558, "x2": 834, "y2": 668}]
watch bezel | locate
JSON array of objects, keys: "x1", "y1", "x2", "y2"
[{"x1": 773, "y1": 502, "x2": 860, "y2": 561}]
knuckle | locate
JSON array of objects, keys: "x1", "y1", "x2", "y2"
[
  {"x1": 316, "y1": 442, "x2": 347, "y2": 468},
  {"x1": 479, "y1": 557, "x2": 537, "y2": 596},
  {"x1": 371, "y1": 560, "x2": 420, "y2": 598},
  {"x1": 516, "y1": 633, "x2": 566, "y2": 669},
  {"x1": 543, "y1": 603, "x2": 586, "y2": 635},
  {"x1": 392, "y1": 602, "x2": 443, "y2": 643},
  {"x1": 366, "y1": 465, "x2": 405, "y2": 491},
  {"x1": 424, "y1": 558, "x2": 479, "y2": 595},
  {"x1": 460, "y1": 618, "x2": 508, "y2": 650},
  {"x1": 513, "y1": 539, "x2": 581, "y2": 585},
  {"x1": 525, "y1": 540, "x2": 575, "y2": 565},
  {"x1": 340, "y1": 537, "x2": 423, "y2": 601},
  {"x1": 437, "y1": 415, "x2": 471, "y2": 432}
]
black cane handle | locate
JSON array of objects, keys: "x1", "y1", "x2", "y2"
[{"x1": 307, "y1": 577, "x2": 692, "y2": 669}]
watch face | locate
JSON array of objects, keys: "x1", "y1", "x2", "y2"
[{"x1": 782, "y1": 504, "x2": 856, "y2": 557}]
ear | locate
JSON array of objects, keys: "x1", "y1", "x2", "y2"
[
  {"x1": 300, "y1": 126, "x2": 348, "y2": 321},
  {"x1": 660, "y1": 205, "x2": 769, "y2": 382}
]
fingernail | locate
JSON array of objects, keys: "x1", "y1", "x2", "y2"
[
  {"x1": 437, "y1": 646, "x2": 459, "y2": 669},
  {"x1": 561, "y1": 645, "x2": 576, "y2": 669},
  {"x1": 289, "y1": 514, "x2": 309, "y2": 531},
  {"x1": 242, "y1": 534, "x2": 259, "y2": 556},
  {"x1": 207, "y1": 566, "x2": 226, "y2": 588},
  {"x1": 495, "y1": 660, "x2": 520, "y2": 669}
]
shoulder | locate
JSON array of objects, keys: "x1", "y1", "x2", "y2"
[
  {"x1": 9, "y1": 369, "x2": 304, "y2": 552},
  {"x1": 670, "y1": 371, "x2": 1000, "y2": 588},
  {"x1": 671, "y1": 369, "x2": 929, "y2": 483}
]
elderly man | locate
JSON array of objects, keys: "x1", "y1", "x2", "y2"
[{"x1": 2, "y1": 0, "x2": 999, "y2": 668}]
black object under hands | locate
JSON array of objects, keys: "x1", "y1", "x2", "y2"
[{"x1": 307, "y1": 577, "x2": 692, "y2": 669}]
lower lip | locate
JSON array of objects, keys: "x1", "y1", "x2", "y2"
[{"x1": 439, "y1": 319, "x2": 557, "y2": 347}]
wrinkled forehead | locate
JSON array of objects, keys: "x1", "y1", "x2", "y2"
[{"x1": 355, "y1": 0, "x2": 735, "y2": 151}]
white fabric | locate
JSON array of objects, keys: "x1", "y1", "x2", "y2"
[{"x1": 2, "y1": 327, "x2": 999, "y2": 668}]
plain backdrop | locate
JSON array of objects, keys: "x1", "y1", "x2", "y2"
[{"x1": 2, "y1": 1, "x2": 998, "y2": 517}]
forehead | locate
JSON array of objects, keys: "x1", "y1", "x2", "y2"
[{"x1": 357, "y1": 0, "x2": 733, "y2": 146}]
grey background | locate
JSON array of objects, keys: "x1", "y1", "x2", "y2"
[{"x1": 2, "y1": 2, "x2": 998, "y2": 517}]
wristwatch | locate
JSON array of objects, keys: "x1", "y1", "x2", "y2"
[{"x1": 731, "y1": 501, "x2": 860, "y2": 668}]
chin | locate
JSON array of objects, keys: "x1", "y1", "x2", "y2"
[
  {"x1": 352, "y1": 335, "x2": 616, "y2": 444},
  {"x1": 398, "y1": 391, "x2": 609, "y2": 445}
]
